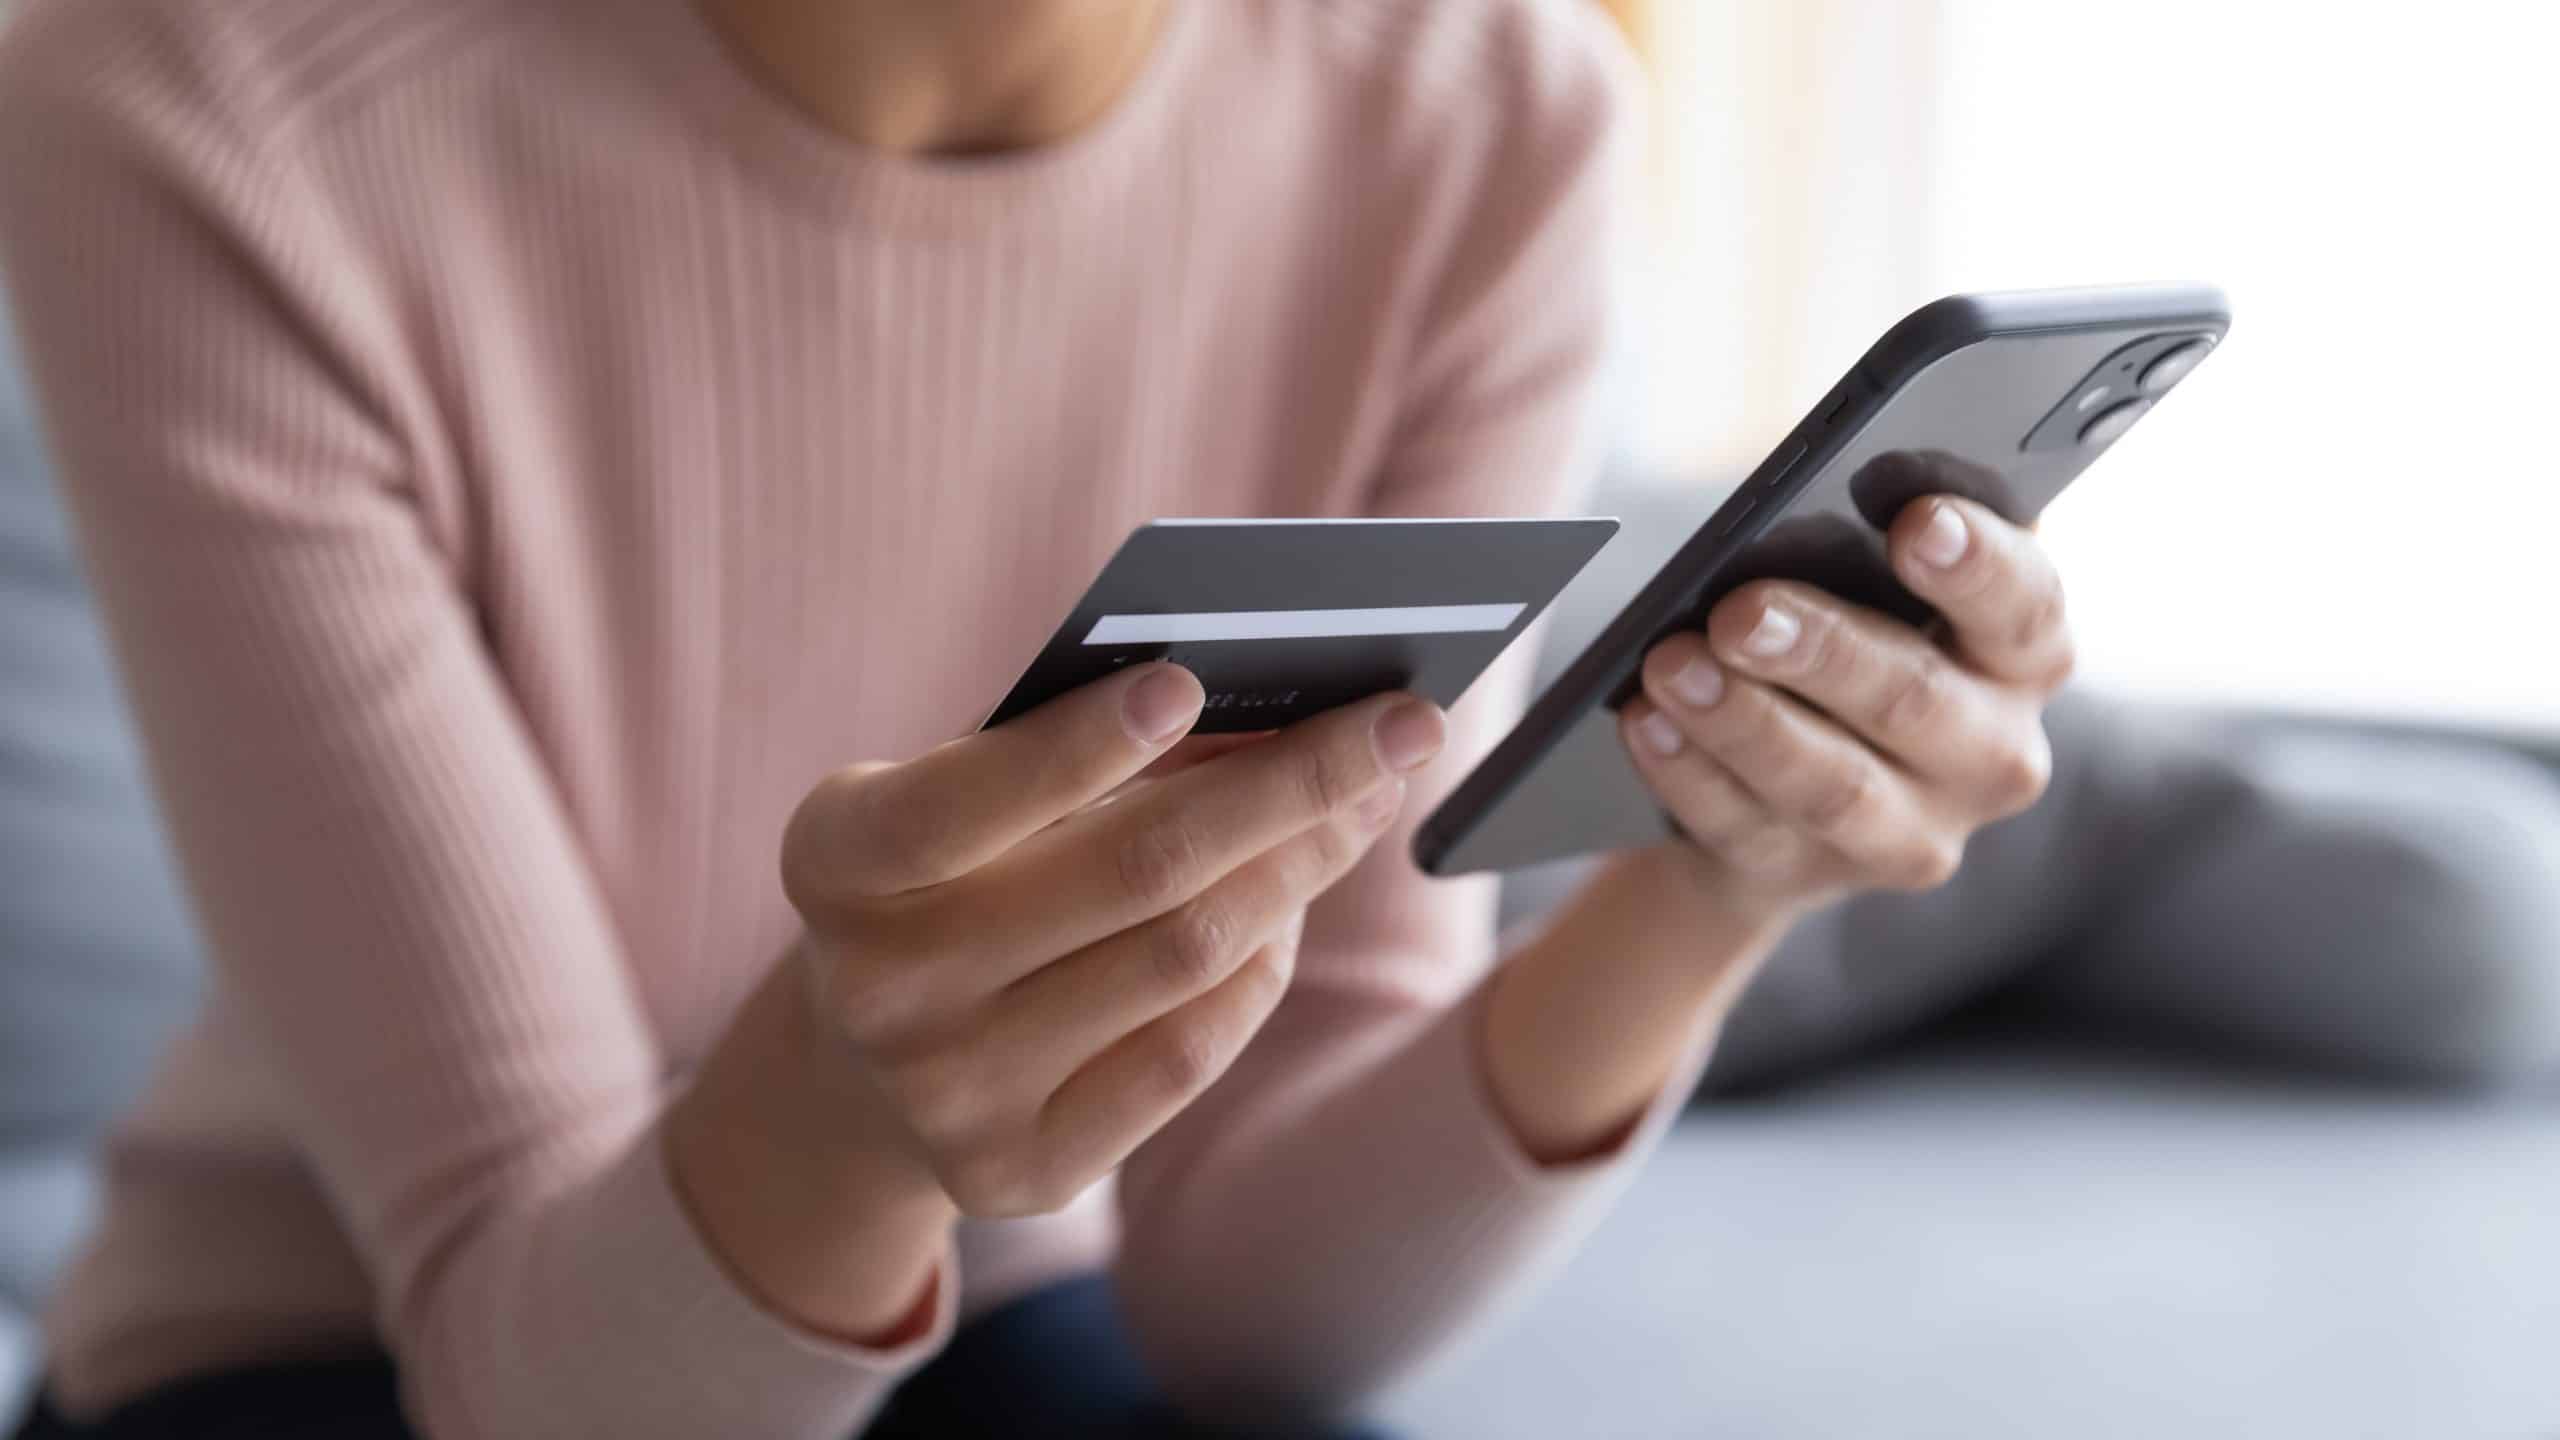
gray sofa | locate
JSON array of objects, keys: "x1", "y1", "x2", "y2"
[{"x1": 3, "y1": 307, "x2": 2554, "y2": 1435}]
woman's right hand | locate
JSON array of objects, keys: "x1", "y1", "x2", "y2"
[
  {"x1": 670, "y1": 662, "x2": 1445, "y2": 1338},
  {"x1": 784, "y1": 661, "x2": 1445, "y2": 1215}
]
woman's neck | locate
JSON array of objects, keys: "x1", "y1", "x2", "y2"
[{"x1": 695, "y1": 0, "x2": 1170, "y2": 155}]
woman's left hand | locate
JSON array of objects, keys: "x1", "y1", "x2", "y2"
[{"x1": 1618, "y1": 494, "x2": 2074, "y2": 918}]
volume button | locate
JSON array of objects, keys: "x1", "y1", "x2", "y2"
[
  {"x1": 1715, "y1": 495, "x2": 1760, "y2": 536},
  {"x1": 1759, "y1": 439, "x2": 1808, "y2": 493}
]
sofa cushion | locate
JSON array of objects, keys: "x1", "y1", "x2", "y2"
[{"x1": 1383, "y1": 1034, "x2": 2560, "y2": 1438}]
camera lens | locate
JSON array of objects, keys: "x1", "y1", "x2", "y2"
[
  {"x1": 2078, "y1": 398, "x2": 2145, "y2": 447},
  {"x1": 2138, "y1": 337, "x2": 2214, "y2": 395}
]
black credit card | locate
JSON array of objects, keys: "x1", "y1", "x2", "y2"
[{"x1": 981, "y1": 517, "x2": 1617, "y2": 734}]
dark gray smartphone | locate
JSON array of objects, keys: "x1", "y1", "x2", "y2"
[{"x1": 1414, "y1": 284, "x2": 2231, "y2": 876}]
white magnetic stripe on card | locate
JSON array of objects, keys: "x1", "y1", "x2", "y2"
[{"x1": 1081, "y1": 603, "x2": 1526, "y2": 645}]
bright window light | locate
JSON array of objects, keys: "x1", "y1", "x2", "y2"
[{"x1": 1629, "y1": 1, "x2": 2558, "y2": 731}]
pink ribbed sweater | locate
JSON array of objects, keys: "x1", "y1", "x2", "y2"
[{"x1": 0, "y1": 0, "x2": 1690, "y2": 1434}]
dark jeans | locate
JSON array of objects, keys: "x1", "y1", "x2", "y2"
[{"x1": 16, "y1": 1273, "x2": 1388, "y2": 1440}]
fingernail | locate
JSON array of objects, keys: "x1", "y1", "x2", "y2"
[
  {"x1": 1354, "y1": 778, "x2": 1407, "y2": 830},
  {"x1": 1670, "y1": 657, "x2": 1724, "y2": 708},
  {"x1": 1743, "y1": 606, "x2": 1800, "y2": 660},
  {"x1": 1915, "y1": 502, "x2": 1970, "y2": 569},
  {"x1": 1373, "y1": 700, "x2": 1445, "y2": 773},
  {"x1": 1638, "y1": 711, "x2": 1685, "y2": 757},
  {"x1": 1122, "y1": 665, "x2": 1200, "y2": 744}
]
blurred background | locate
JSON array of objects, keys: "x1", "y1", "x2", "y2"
[
  {"x1": 1611, "y1": 0, "x2": 2560, "y2": 733},
  {"x1": 1381, "y1": 3, "x2": 2560, "y2": 1436},
  {"x1": 2, "y1": 2, "x2": 2556, "y2": 1438}
]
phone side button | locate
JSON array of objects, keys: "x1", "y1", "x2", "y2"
[
  {"x1": 1756, "y1": 439, "x2": 1808, "y2": 493},
  {"x1": 1715, "y1": 495, "x2": 1760, "y2": 536}
]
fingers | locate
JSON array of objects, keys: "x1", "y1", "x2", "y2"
[
  {"x1": 785, "y1": 663, "x2": 1203, "y2": 906},
  {"x1": 1610, "y1": 707, "x2": 1809, "y2": 882},
  {"x1": 1087, "y1": 731, "x2": 1277, "y2": 811},
  {"x1": 1624, "y1": 664, "x2": 1960, "y2": 892},
  {"x1": 1885, "y1": 497, "x2": 2076, "y2": 689},
  {"x1": 1035, "y1": 936, "x2": 1296, "y2": 1192},
  {"x1": 980, "y1": 784, "x2": 1397, "y2": 1088},
  {"x1": 1691, "y1": 581, "x2": 2041, "y2": 802},
  {"x1": 929, "y1": 691, "x2": 1443, "y2": 988}
]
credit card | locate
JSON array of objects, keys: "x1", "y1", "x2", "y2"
[{"x1": 981, "y1": 517, "x2": 1618, "y2": 734}]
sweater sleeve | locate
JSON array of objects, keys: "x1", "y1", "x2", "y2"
[
  {"x1": 1110, "y1": 7, "x2": 1714, "y2": 1422},
  {"x1": 0, "y1": 13, "x2": 949, "y2": 1438}
]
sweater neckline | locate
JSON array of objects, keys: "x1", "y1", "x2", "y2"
[{"x1": 622, "y1": 0, "x2": 1207, "y2": 229}]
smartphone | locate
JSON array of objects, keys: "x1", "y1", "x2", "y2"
[{"x1": 1413, "y1": 284, "x2": 2231, "y2": 876}]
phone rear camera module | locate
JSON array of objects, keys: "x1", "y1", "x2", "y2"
[
  {"x1": 2023, "y1": 326, "x2": 2222, "y2": 453},
  {"x1": 2078, "y1": 398, "x2": 2147, "y2": 447},
  {"x1": 2138, "y1": 337, "x2": 2215, "y2": 395}
]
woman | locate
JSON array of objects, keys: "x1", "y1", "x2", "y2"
[{"x1": 0, "y1": 0, "x2": 2071, "y2": 1435}]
